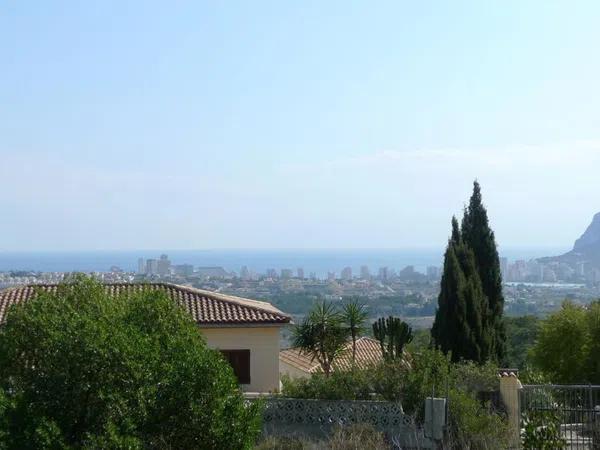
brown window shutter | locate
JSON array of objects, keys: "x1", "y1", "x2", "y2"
[{"x1": 220, "y1": 350, "x2": 250, "y2": 384}]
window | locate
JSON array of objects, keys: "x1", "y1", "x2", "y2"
[{"x1": 221, "y1": 349, "x2": 251, "y2": 384}]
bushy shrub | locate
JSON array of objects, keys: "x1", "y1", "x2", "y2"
[
  {"x1": 521, "y1": 411, "x2": 566, "y2": 450},
  {"x1": 531, "y1": 300, "x2": 600, "y2": 383},
  {"x1": 281, "y1": 370, "x2": 373, "y2": 400},
  {"x1": 0, "y1": 276, "x2": 262, "y2": 449},
  {"x1": 281, "y1": 361, "x2": 409, "y2": 402},
  {"x1": 281, "y1": 349, "x2": 508, "y2": 449},
  {"x1": 447, "y1": 388, "x2": 509, "y2": 450},
  {"x1": 400, "y1": 349, "x2": 451, "y2": 418},
  {"x1": 519, "y1": 365, "x2": 552, "y2": 385},
  {"x1": 370, "y1": 359, "x2": 409, "y2": 402},
  {"x1": 452, "y1": 360, "x2": 499, "y2": 394}
]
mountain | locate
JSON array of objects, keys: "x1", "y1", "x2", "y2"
[
  {"x1": 540, "y1": 212, "x2": 600, "y2": 268},
  {"x1": 573, "y1": 212, "x2": 600, "y2": 252}
]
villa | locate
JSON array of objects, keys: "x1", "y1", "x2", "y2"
[{"x1": 0, "y1": 283, "x2": 292, "y2": 393}]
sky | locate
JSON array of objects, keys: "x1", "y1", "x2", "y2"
[{"x1": 1, "y1": 1, "x2": 599, "y2": 252}]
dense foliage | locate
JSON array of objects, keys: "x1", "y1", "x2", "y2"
[
  {"x1": 281, "y1": 349, "x2": 508, "y2": 449},
  {"x1": 531, "y1": 300, "x2": 600, "y2": 383},
  {"x1": 521, "y1": 411, "x2": 566, "y2": 450},
  {"x1": 0, "y1": 277, "x2": 262, "y2": 449},
  {"x1": 281, "y1": 371, "x2": 374, "y2": 401},
  {"x1": 461, "y1": 180, "x2": 506, "y2": 362},
  {"x1": 432, "y1": 181, "x2": 506, "y2": 364},
  {"x1": 504, "y1": 315, "x2": 539, "y2": 369},
  {"x1": 431, "y1": 217, "x2": 490, "y2": 363}
]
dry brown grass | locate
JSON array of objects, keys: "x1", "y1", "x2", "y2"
[{"x1": 254, "y1": 424, "x2": 389, "y2": 450}]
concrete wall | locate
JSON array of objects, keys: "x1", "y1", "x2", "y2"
[
  {"x1": 201, "y1": 326, "x2": 281, "y2": 393},
  {"x1": 279, "y1": 359, "x2": 311, "y2": 380}
]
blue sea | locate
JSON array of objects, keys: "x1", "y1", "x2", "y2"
[{"x1": 0, "y1": 247, "x2": 568, "y2": 277}]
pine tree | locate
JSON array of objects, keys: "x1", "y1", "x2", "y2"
[
  {"x1": 461, "y1": 181, "x2": 506, "y2": 362},
  {"x1": 431, "y1": 217, "x2": 490, "y2": 363}
]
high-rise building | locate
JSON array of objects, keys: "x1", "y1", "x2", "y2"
[
  {"x1": 240, "y1": 266, "x2": 250, "y2": 280},
  {"x1": 266, "y1": 269, "x2": 278, "y2": 279},
  {"x1": 378, "y1": 267, "x2": 388, "y2": 282},
  {"x1": 500, "y1": 257, "x2": 508, "y2": 277},
  {"x1": 281, "y1": 269, "x2": 293, "y2": 279},
  {"x1": 327, "y1": 271, "x2": 336, "y2": 281},
  {"x1": 297, "y1": 268, "x2": 305, "y2": 279},
  {"x1": 146, "y1": 259, "x2": 158, "y2": 275},
  {"x1": 360, "y1": 265, "x2": 370, "y2": 280},
  {"x1": 426, "y1": 266, "x2": 440, "y2": 280},
  {"x1": 341, "y1": 267, "x2": 352, "y2": 281},
  {"x1": 137, "y1": 258, "x2": 145, "y2": 275},
  {"x1": 157, "y1": 254, "x2": 171, "y2": 276}
]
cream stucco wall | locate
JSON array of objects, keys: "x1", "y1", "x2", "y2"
[{"x1": 200, "y1": 326, "x2": 282, "y2": 393}]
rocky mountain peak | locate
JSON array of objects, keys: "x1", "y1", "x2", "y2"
[{"x1": 573, "y1": 212, "x2": 600, "y2": 252}]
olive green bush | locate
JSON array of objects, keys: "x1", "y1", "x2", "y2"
[
  {"x1": 281, "y1": 370, "x2": 373, "y2": 401},
  {"x1": 0, "y1": 276, "x2": 262, "y2": 449},
  {"x1": 281, "y1": 349, "x2": 509, "y2": 449}
]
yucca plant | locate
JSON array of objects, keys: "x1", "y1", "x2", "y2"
[
  {"x1": 342, "y1": 299, "x2": 368, "y2": 366},
  {"x1": 293, "y1": 301, "x2": 349, "y2": 376}
]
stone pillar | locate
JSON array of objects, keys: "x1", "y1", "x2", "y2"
[{"x1": 499, "y1": 370, "x2": 522, "y2": 449}]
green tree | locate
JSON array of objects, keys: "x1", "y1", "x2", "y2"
[
  {"x1": 504, "y1": 315, "x2": 540, "y2": 369},
  {"x1": 372, "y1": 316, "x2": 413, "y2": 361},
  {"x1": 0, "y1": 276, "x2": 261, "y2": 449},
  {"x1": 461, "y1": 180, "x2": 506, "y2": 362},
  {"x1": 585, "y1": 301, "x2": 600, "y2": 383},
  {"x1": 342, "y1": 299, "x2": 368, "y2": 366},
  {"x1": 431, "y1": 217, "x2": 490, "y2": 363},
  {"x1": 292, "y1": 301, "x2": 349, "y2": 377},
  {"x1": 531, "y1": 300, "x2": 600, "y2": 383}
]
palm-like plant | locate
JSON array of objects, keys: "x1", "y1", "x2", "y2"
[
  {"x1": 342, "y1": 299, "x2": 368, "y2": 366},
  {"x1": 292, "y1": 301, "x2": 349, "y2": 377}
]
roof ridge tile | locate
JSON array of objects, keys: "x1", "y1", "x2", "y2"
[{"x1": 0, "y1": 283, "x2": 291, "y2": 326}]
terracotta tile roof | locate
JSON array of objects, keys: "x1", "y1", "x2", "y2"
[
  {"x1": 280, "y1": 337, "x2": 385, "y2": 373},
  {"x1": 0, "y1": 283, "x2": 291, "y2": 326}
]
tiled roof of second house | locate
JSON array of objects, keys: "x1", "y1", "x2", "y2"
[
  {"x1": 0, "y1": 283, "x2": 291, "y2": 326},
  {"x1": 280, "y1": 337, "x2": 387, "y2": 373}
]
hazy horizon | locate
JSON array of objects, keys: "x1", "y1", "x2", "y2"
[
  {"x1": 0, "y1": 245, "x2": 571, "y2": 253},
  {"x1": 0, "y1": 247, "x2": 570, "y2": 275},
  {"x1": 2, "y1": 2, "x2": 599, "y2": 252}
]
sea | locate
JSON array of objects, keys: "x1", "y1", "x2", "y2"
[{"x1": 0, "y1": 247, "x2": 568, "y2": 278}]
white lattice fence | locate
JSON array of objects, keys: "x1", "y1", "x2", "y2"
[{"x1": 258, "y1": 398, "x2": 433, "y2": 448}]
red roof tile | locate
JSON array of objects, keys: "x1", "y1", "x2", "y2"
[
  {"x1": 280, "y1": 337, "x2": 388, "y2": 373},
  {"x1": 0, "y1": 283, "x2": 291, "y2": 326}
]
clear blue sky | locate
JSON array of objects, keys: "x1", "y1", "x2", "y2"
[{"x1": 1, "y1": 1, "x2": 599, "y2": 251}]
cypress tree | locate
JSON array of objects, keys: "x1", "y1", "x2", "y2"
[
  {"x1": 461, "y1": 181, "x2": 506, "y2": 362},
  {"x1": 431, "y1": 217, "x2": 490, "y2": 363}
]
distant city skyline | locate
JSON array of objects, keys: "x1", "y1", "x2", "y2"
[
  {"x1": 0, "y1": 247, "x2": 569, "y2": 277},
  {"x1": 2, "y1": 2, "x2": 600, "y2": 251}
]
